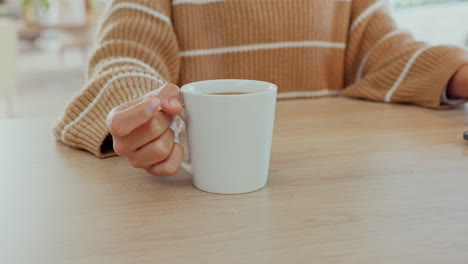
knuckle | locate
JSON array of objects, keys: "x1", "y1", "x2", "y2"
[
  {"x1": 154, "y1": 140, "x2": 171, "y2": 159},
  {"x1": 109, "y1": 115, "x2": 124, "y2": 136},
  {"x1": 144, "y1": 167, "x2": 156, "y2": 176},
  {"x1": 162, "y1": 163, "x2": 179, "y2": 176},
  {"x1": 113, "y1": 141, "x2": 129, "y2": 156},
  {"x1": 159, "y1": 83, "x2": 181, "y2": 99},
  {"x1": 127, "y1": 155, "x2": 143, "y2": 169},
  {"x1": 164, "y1": 83, "x2": 179, "y2": 92}
]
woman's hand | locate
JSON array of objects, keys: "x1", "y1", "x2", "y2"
[
  {"x1": 106, "y1": 84, "x2": 184, "y2": 176},
  {"x1": 448, "y1": 65, "x2": 468, "y2": 99}
]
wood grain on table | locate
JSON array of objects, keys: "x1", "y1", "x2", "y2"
[{"x1": 1, "y1": 98, "x2": 467, "y2": 264}]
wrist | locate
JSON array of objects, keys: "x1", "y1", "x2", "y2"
[{"x1": 447, "y1": 65, "x2": 468, "y2": 98}]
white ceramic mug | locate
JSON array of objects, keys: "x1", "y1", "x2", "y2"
[{"x1": 180, "y1": 79, "x2": 277, "y2": 194}]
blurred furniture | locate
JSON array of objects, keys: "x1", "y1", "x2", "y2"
[
  {"x1": 22, "y1": 0, "x2": 87, "y2": 26},
  {"x1": 1, "y1": 98, "x2": 468, "y2": 263},
  {"x1": 0, "y1": 18, "x2": 17, "y2": 117},
  {"x1": 19, "y1": 0, "x2": 98, "y2": 61},
  {"x1": 18, "y1": 21, "x2": 95, "y2": 61}
]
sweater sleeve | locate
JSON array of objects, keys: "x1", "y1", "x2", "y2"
[
  {"x1": 54, "y1": 0, "x2": 179, "y2": 158},
  {"x1": 342, "y1": 0, "x2": 468, "y2": 109}
]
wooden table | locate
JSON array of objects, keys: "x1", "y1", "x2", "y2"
[{"x1": 1, "y1": 98, "x2": 467, "y2": 263}]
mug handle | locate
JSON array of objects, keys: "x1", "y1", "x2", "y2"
[
  {"x1": 170, "y1": 113, "x2": 193, "y2": 175},
  {"x1": 180, "y1": 161, "x2": 193, "y2": 175}
]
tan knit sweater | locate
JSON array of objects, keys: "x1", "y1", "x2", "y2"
[{"x1": 54, "y1": 0, "x2": 468, "y2": 157}]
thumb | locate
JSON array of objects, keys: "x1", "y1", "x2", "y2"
[{"x1": 157, "y1": 83, "x2": 184, "y2": 115}]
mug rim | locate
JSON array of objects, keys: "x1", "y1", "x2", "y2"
[{"x1": 180, "y1": 79, "x2": 277, "y2": 97}]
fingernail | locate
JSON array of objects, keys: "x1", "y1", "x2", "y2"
[
  {"x1": 148, "y1": 97, "x2": 160, "y2": 112},
  {"x1": 170, "y1": 98, "x2": 182, "y2": 109}
]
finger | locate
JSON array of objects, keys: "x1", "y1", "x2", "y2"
[
  {"x1": 146, "y1": 143, "x2": 184, "y2": 176},
  {"x1": 157, "y1": 83, "x2": 184, "y2": 116},
  {"x1": 127, "y1": 128, "x2": 175, "y2": 168},
  {"x1": 114, "y1": 111, "x2": 173, "y2": 151},
  {"x1": 107, "y1": 96, "x2": 160, "y2": 137},
  {"x1": 116, "y1": 96, "x2": 146, "y2": 112}
]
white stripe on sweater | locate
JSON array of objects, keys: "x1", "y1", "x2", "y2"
[
  {"x1": 100, "y1": 2, "x2": 171, "y2": 27},
  {"x1": 93, "y1": 57, "x2": 162, "y2": 78},
  {"x1": 180, "y1": 41, "x2": 346, "y2": 57},
  {"x1": 60, "y1": 72, "x2": 165, "y2": 143},
  {"x1": 385, "y1": 46, "x2": 432, "y2": 103},
  {"x1": 277, "y1": 90, "x2": 340, "y2": 99},
  {"x1": 350, "y1": 0, "x2": 386, "y2": 33},
  {"x1": 355, "y1": 30, "x2": 408, "y2": 83},
  {"x1": 173, "y1": 0, "x2": 224, "y2": 5}
]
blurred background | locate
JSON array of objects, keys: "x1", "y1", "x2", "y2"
[
  {"x1": 0, "y1": 0, "x2": 107, "y2": 119},
  {"x1": 0, "y1": 0, "x2": 467, "y2": 119}
]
